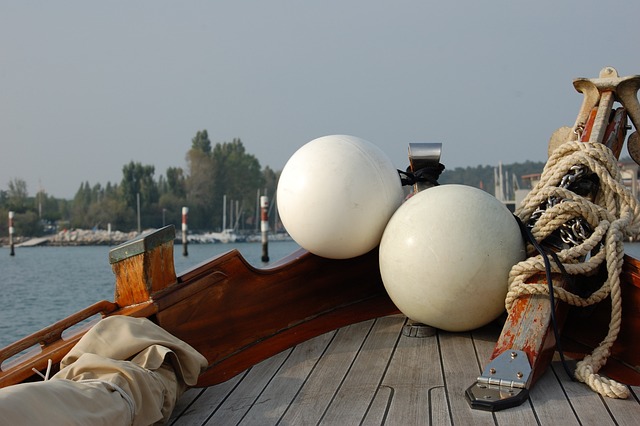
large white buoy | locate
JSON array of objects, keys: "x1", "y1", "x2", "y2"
[
  {"x1": 277, "y1": 135, "x2": 404, "y2": 259},
  {"x1": 379, "y1": 184, "x2": 525, "y2": 331}
]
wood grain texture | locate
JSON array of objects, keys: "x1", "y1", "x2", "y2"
[{"x1": 170, "y1": 315, "x2": 640, "y2": 425}]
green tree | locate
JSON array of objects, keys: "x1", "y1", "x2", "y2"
[
  {"x1": 191, "y1": 130, "x2": 212, "y2": 154},
  {"x1": 119, "y1": 162, "x2": 160, "y2": 229},
  {"x1": 15, "y1": 211, "x2": 42, "y2": 236},
  {"x1": 87, "y1": 196, "x2": 131, "y2": 230},
  {"x1": 120, "y1": 162, "x2": 158, "y2": 210},
  {"x1": 7, "y1": 178, "x2": 29, "y2": 213},
  {"x1": 158, "y1": 192, "x2": 184, "y2": 228},
  {"x1": 35, "y1": 189, "x2": 64, "y2": 226},
  {"x1": 70, "y1": 182, "x2": 92, "y2": 228},
  {"x1": 166, "y1": 167, "x2": 187, "y2": 198},
  {"x1": 186, "y1": 131, "x2": 216, "y2": 229},
  {"x1": 158, "y1": 167, "x2": 187, "y2": 228},
  {"x1": 261, "y1": 166, "x2": 279, "y2": 199},
  {"x1": 211, "y1": 138, "x2": 264, "y2": 230}
]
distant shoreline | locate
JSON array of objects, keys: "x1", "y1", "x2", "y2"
[
  {"x1": 0, "y1": 229, "x2": 139, "y2": 248},
  {"x1": 0, "y1": 229, "x2": 293, "y2": 248}
]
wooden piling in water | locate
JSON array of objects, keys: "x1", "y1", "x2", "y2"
[
  {"x1": 8, "y1": 211, "x2": 15, "y2": 256},
  {"x1": 260, "y1": 195, "x2": 269, "y2": 262},
  {"x1": 182, "y1": 206, "x2": 188, "y2": 256}
]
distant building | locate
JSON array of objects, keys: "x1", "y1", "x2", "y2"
[
  {"x1": 509, "y1": 162, "x2": 639, "y2": 212},
  {"x1": 619, "y1": 161, "x2": 639, "y2": 200},
  {"x1": 515, "y1": 173, "x2": 542, "y2": 209},
  {"x1": 494, "y1": 162, "x2": 524, "y2": 212}
]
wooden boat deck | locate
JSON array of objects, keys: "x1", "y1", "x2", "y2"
[{"x1": 168, "y1": 315, "x2": 640, "y2": 425}]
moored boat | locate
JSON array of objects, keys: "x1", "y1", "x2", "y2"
[{"x1": 2, "y1": 67, "x2": 640, "y2": 424}]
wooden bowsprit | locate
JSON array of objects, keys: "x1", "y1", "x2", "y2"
[{"x1": 466, "y1": 67, "x2": 640, "y2": 411}]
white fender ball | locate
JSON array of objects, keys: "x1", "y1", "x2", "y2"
[
  {"x1": 277, "y1": 135, "x2": 404, "y2": 259},
  {"x1": 379, "y1": 184, "x2": 525, "y2": 331}
]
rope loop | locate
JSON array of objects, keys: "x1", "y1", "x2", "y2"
[
  {"x1": 398, "y1": 163, "x2": 445, "y2": 187},
  {"x1": 509, "y1": 140, "x2": 640, "y2": 399}
]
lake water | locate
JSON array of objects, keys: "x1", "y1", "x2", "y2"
[{"x1": 0, "y1": 241, "x2": 300, "y2": 349}]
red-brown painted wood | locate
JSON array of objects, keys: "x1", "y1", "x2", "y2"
[{"x1": 561, "y1": 254, "x2": 640, "y2": 385}]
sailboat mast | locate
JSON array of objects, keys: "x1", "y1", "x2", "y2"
[{"x1": 222, "y1": 195, "x2": 227, "y2": 231}]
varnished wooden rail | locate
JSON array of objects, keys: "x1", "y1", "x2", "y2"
[{"x1": 0, "y1": 300, "x2": 118, "y2": 386}]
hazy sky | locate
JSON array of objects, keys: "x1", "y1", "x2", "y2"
[{"x1": 2, "y1": 1, "x2": 639, "y2": 199}]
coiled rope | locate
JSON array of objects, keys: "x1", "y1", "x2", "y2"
[{"x1": 507, "y1": 140, "x2": 640, "y2": 399}]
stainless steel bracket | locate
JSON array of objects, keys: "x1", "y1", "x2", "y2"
[
  {"x1": 407, "y1": 142, "x2": 442, "y2": 192},
  {"x1": 465, "y1": 350, "x2": 532, "y2": 411}
]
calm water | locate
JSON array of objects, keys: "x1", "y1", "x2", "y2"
[{"x1": 0, "y1": 241, "x2": 300, "y2": 348}]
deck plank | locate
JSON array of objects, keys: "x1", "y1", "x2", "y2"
[
  {"x1": 600, "y1": 384, "x2": 640, "y2": 426},
  {"x1": 439, "y1": 331, "x2": 496, "y2": 425},
  {"x1": 238, "y1": 330, "x2": 336, "y2": 425},
  {"x1": 361, "y1": 383, "x2": 394, "y2": 425},
  {"x1": 320, "y1": 316, "x2": 405, "y2": 425},
  {"x1": 169, "y1": 387, "x2": 206, "y2": 424},
  {"x1": 279, "y1": 320, "x2": 376, "y2": 425},
  {"x1": 527, "y1": 362, "x2": 581, "y2": 425},
  {"x1": 171, "y1": 374, "x2": 244, "y2": 425},
  {"x1": 378, "y1": 324, "x2": 451, "y2": 425},
  {"x1": 427, "y1": 385, "x2": 451, "y2": 426},
  {"x1": 170, "y1": 315, "x2": 640, "y2": 425},
  {"x1": 549, "y1": 359, "x2": 616, "y2": 426},
  {"x1": 202, "y1": 349, "x2": 292, "y2": 425}
]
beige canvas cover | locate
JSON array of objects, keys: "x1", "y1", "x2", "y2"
[{"x1": 0, "y1": 316, "x2": 207, "y2": 425}]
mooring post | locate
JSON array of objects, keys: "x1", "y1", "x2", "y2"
[
  {"x1": 8, "y1": 211, "x2": 15, "y2": 256},
  {"x1": 182, "y1": 206, "x2": 189, "y2": 257},
  {"x1": 136, "y1": 192, "x2": 141, "y2": 234},
  {"x1": 260, "y1": 195, "x2": 269, "y2": 262}
]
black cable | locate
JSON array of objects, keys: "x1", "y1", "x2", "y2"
[{"x1": 513, "y1": 215, "x2": 576, "y2": 381}]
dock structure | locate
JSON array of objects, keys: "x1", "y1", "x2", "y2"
[{"x1": 15, "y1": 237, "x2": 51, "y2": 247}]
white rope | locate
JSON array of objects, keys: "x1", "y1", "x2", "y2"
[
  {"x1": 508, "y1": 140, "x2": 640, "y2": 399},
  {"x1": 31, "y1": 359, "x2": 53, "y2": 381}
]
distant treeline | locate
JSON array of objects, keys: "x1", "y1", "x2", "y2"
[
  {"x1": 439, "y1": 160, "x2": 546, "y2": 198},
  {"x1": 0, "y1": 131, "x2": 546, "y2": 238},
  {"x1": 0, "y1": 131, "x2": 279, "y2": 237}
]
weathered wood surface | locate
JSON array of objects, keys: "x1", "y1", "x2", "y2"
[{"x1": 169, "y1": 315, "x2": 640, "y2": 426}]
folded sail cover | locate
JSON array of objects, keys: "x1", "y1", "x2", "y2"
[{"x1": 0, "y1": 316, "x2": 208, "y2": 426}]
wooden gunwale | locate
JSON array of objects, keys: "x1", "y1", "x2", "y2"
[
  {"x1": 3, "y1": 245, "x2": 640, "y2": 390},
  {"x1": 561, "y1": 253, "x2": 640, "y2": 385},
  {"x1": 150, "y1": 246, "x2": 400, "y2": 387},
  {"x1": 0, "y1": 300, "x2": 155, "y2": 386},
  {"x1": 0, "y1": 240, "x2": 399, "y2": 389}
]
